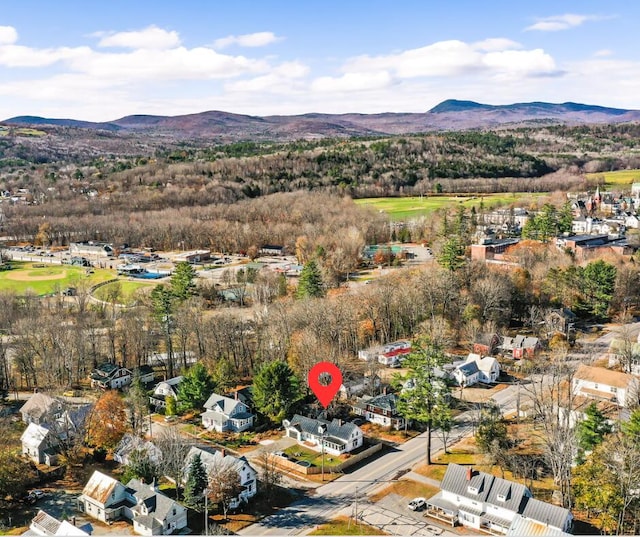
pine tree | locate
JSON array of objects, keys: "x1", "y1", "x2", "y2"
[
  {"x1": 171, "y1": 262, "x2": 197, "y2": 301},
  {"x1": 253, "y1": 361, "x2": 303, "y2": 424},
  {"x1": 296, "y1": 259, "x2": 324, "y2": 299},
  {"x1": 183, "y1": 453, "x2": 208, "y2": 510},
  {"x1": 177, "y1": 363, "x2": 215, "y2": 412}
]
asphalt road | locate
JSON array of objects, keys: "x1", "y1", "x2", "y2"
[{"x1": 236, "y1": 388, "x2": 522, "y2": 536}]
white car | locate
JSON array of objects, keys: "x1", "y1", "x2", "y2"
[{"x1": 408, "y1": 497, "x2": 427, "y2": 511}]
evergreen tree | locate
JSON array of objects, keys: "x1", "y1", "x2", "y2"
[
  {"x1": 576, "y1": 402, "x2": 612, "y2": 462},
  {"x1": 177, "y1": 363, "x2": 215, "y2": 412},
  {"x1": 171, "y1": 261, "x2": 197, "y2": 301},
  {"x1": 296, "y1": 259, "x2": 324, "y2": 299},
  {"x1": 165, "y1": 395, "x2": 177, "y2": 417},
  {"x1": 183, "y1": 453, "x2": 208, "y2": 510},
  {"x1": 395, "y1": 338, "x2": 451, "y2": 465},
  {"x1": 437, "y1": 236, "x2": 465, "y2": 271},
  {"x1": 253, "y1": 361, "x2": 303, "y2": 424},
  {"x1": 121, "y1": 448, "x2": 159, "y2": 485}
]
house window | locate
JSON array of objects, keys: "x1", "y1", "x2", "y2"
[
  {"x1": 467, "y1": 486, "x2": 479, "y2": 495},
  {"x1": 611, "y1": 386, "x2": 617, "y2": 393},
  {"x1": 594, "y1": 383, "x2": 598, "y2": 389},
  {"x1": 497, "y1": 493, "x2": 506, "y2": 502},
  {"x1": 172, "y1": 509, "x2": 176, "y2": 516}
]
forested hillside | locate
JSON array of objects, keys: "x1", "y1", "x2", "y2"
[{"x1": 2, "y1": 123, "x2": 640, "y2": 249}]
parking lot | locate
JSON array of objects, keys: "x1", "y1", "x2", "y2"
[{"x1": 341, "y1": 493, "x2": 456, "y2": 536}]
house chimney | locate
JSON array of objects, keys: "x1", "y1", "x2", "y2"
[
  {"x1": 235, "y1": 391, "x2": 238, "y2": 400},
  {"x1": 71, "y1": 517, "x2": 76, "y2": 527},
  {"x1": 220, "y1": 448, "x2": 226, "y2": 458},
  {"x1": 466, "y1": 467, "x2": 473, "y2": 481},
  {"x1": 383, "y1": 386, "x2": 387, "y2": 395}
]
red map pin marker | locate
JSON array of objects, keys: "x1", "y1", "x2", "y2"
[{"x1": 308, "y1": 362, "x2": 343, "y2": 408}]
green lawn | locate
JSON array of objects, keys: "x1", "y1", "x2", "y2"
[
  {"x1": 0, "y1": 262, "x2": 114, "y2": 295},
  {"x1": 93, "y1": 280, "x2": 155, "y2": 304},
  {"x1": 283, "y1": 445, "x2": 344, "y2": 468},
  {"x1": 586, "y1": 169, "x2": 640, "y2": 186},
  {"x1": 355, "y1": 193, "x2": 545, "y2": 220}
]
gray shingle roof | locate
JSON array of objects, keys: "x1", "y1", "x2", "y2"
[
  {"x1": 366, "y1": 393, "x2": 399, "y2": 412},
  {"x1": 288, "y1": 414, "x2": 360, "y2": 442},
  {"x1": 203, "y1": 392, "x2": 243, "y2": 414},
  {"x1": 458, "y1": 361, "x2": 479, "y2": 376},
  {"x1": 440, "y1": 464, "x2": 494, "y2": 503},
  {"x1": 126, "y1": 478, "x2": 180, "y2": 526},
  {"x1": 520, "y1": 498, "x2": 572, "y2": 531},
  {"x1": 485, "y1": 475, "x2": 531, "y2": 513}
]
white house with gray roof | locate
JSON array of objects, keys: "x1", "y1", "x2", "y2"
[
  {"x1": 283, "y1": 414, "x2": 363, "y2": 456},
  {"x1": 183, "y1": 446, "x2": 257, "y2": 509},
  {"x1": 21, "y1": 423, "x2": 59, "y2": 466},
  {"x1": 78, "y1": 470, "x2": 188, "y2": 535},
  {"x1": 453, "y1": 354, "x2": 500, "y2": 386},
  {"x1": 149, "y1": 376, "x2": 183, "y2": 409},
  {"x1": 20, "y1": 393, "x2": 64, "y2": 425},
  {"x1": 201, "y1": 392, "x2": 255, "y2": 432},
  {"x1": 425, "y1": 464, "x2": 572, "y2": 535}
]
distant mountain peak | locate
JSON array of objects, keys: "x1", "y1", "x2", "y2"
[{"x1": 428, "y1": 100, "x2": 489, "y2": 113}]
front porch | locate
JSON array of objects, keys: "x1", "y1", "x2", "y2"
[{"x1": 425, "y1": 493, "x2": 458, "y2": 527}]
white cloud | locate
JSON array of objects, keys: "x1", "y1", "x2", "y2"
[
  {"x1": 525, "y1": 14, "x2": 607, "y2": 32},
  {"x1": 97, "y1": 25, "x2": 181, "y2": 49},
  {"x1": 223, "y1": 61, "x2": 309, "y2": 93},
  {"x1": 342, "y1": 39, "x2": 558, "y2": 80},
  {"x1": 482, "y1": 49, "x2": 558, "y2": 76},
  {"x1": 0, "y1": 25, "x2": 18, "y2": 45},
  {"x1": 0, "y1": 45, "x2": 91, "y2": 68},
  {"x1": 594, "y1": 49, "x2": 613, "y2": 57},
  {"x1": 311, "y1": 71, "x2": 393, "y2": 93},
  {"x1": 472, "y1": 38, "x2": 522, "y2": 52},
  {"x1": 213, "y1": 32, "x2": 282, "y2": 49}
]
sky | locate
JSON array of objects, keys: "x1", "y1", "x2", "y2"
[{"x1": 0, "y1": 0, "x2": 639, "y2": 121}]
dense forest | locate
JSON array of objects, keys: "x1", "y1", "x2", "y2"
[{"x1": 3, "y1": 123, "x2": 640, "y2": 248}]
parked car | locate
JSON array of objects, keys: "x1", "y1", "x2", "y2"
[
  {"x1": 62, "y1": 389, "x2": 79, "y2": 397},
  {"x1": 408, "y1": 497, "x2": 427, "y2": 511},
  {"x1": 27, "y1": 490, "x2": 45, "y2": 503}
]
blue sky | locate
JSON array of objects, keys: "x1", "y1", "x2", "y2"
[{"x1": 0, "y1": 1, "x2": 638, "y2": 120}]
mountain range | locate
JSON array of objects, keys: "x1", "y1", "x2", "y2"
[{"x1": 4, "y1": 100, "x2": 640, "y2": 141}]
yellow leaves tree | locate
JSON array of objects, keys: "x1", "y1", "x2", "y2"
[{"x1": 86, "y1": 391, "x2": 129, "y2": 451}]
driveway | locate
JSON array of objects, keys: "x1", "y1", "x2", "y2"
[
  {"x1": 21, "y1": 491, "x2": 131, "y2": 535},
  {"x1": 339, "y1": 493, "x2": 456, "y2": 537}
]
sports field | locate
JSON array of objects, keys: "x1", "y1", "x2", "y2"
[
  {"x1": 94, "y1": 280, "x2": 155, "y2": 305},
  {"x1": 586, "y1": 169, "x2": 640, "y2": 186},
  {"x1": 354, "y1": 193, "x2": 545, "y2": 220},
  {"x1": 0, "y1": 262, "x2": 114, "y2": 295}
]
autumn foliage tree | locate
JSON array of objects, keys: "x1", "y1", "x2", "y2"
[{"x1": 86, "y1": 391, "x2": 128, "y2": 450}]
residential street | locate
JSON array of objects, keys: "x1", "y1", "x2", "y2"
[{"x1": 239, "y1": 384, "x2": 522, "y2": 535}]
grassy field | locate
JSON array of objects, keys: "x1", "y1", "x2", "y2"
[
  {"x1": 354, "y1": 193, "x2": 546, "y2": 220},
  {"x1": 586, "y1": 169, "x2": 640, "y2": 186},
  {"x1": 0, "y1": 262, "x2": 114, "y2": 295},
  {"x1": 0, "y1": 126, "x2": 47, "y2": 137},
  {"x1": 93, "y1": 280, "x2": 155, "y2": 304}
]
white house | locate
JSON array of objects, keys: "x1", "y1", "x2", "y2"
[
  {"x1": 21, "y1": 423, "x2": 59, "y2": 466},
  {"x1": 26, "y1": 510, "x2": 91, "y2": 536},
  {"x1": 20, "y1": 393, "x2": 64, "y2": 425},
  {"x1": 201, "y1": 392, "x2": 255, "y2": 433},
  {"x1": 358, "y1": 340, "x2": 411, "y2": 367},
  {"x1": 184, "y1": 446, "x2": 257, "y2": 509},
  {"x1": 78, "y1": 471, "x2": 188, "y2": 535},
  {"x1": 426, "y1": 464, "x2": 573, "y2": 535},
  {"x1": 572, "y1": 364, "x2": 639, "y2": 408},
  {"x1": 113, "y1": 434, "x2": 163, "y2": 466},
  {"x1": 452, "y1": 360, "x2": 481, "y2": 387},
  {"x1": 149, "y1": 376, "x2": 183, "y2": 409},
  {"x1": 283, "y1": 415, "x2": 363, "y2": 456},
  {"x1": 89, "y1": 363, "x2": 132, "y2": 390},
  {"x1": 454, "y1": 354, "x2": 500, "y2": 386}
]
